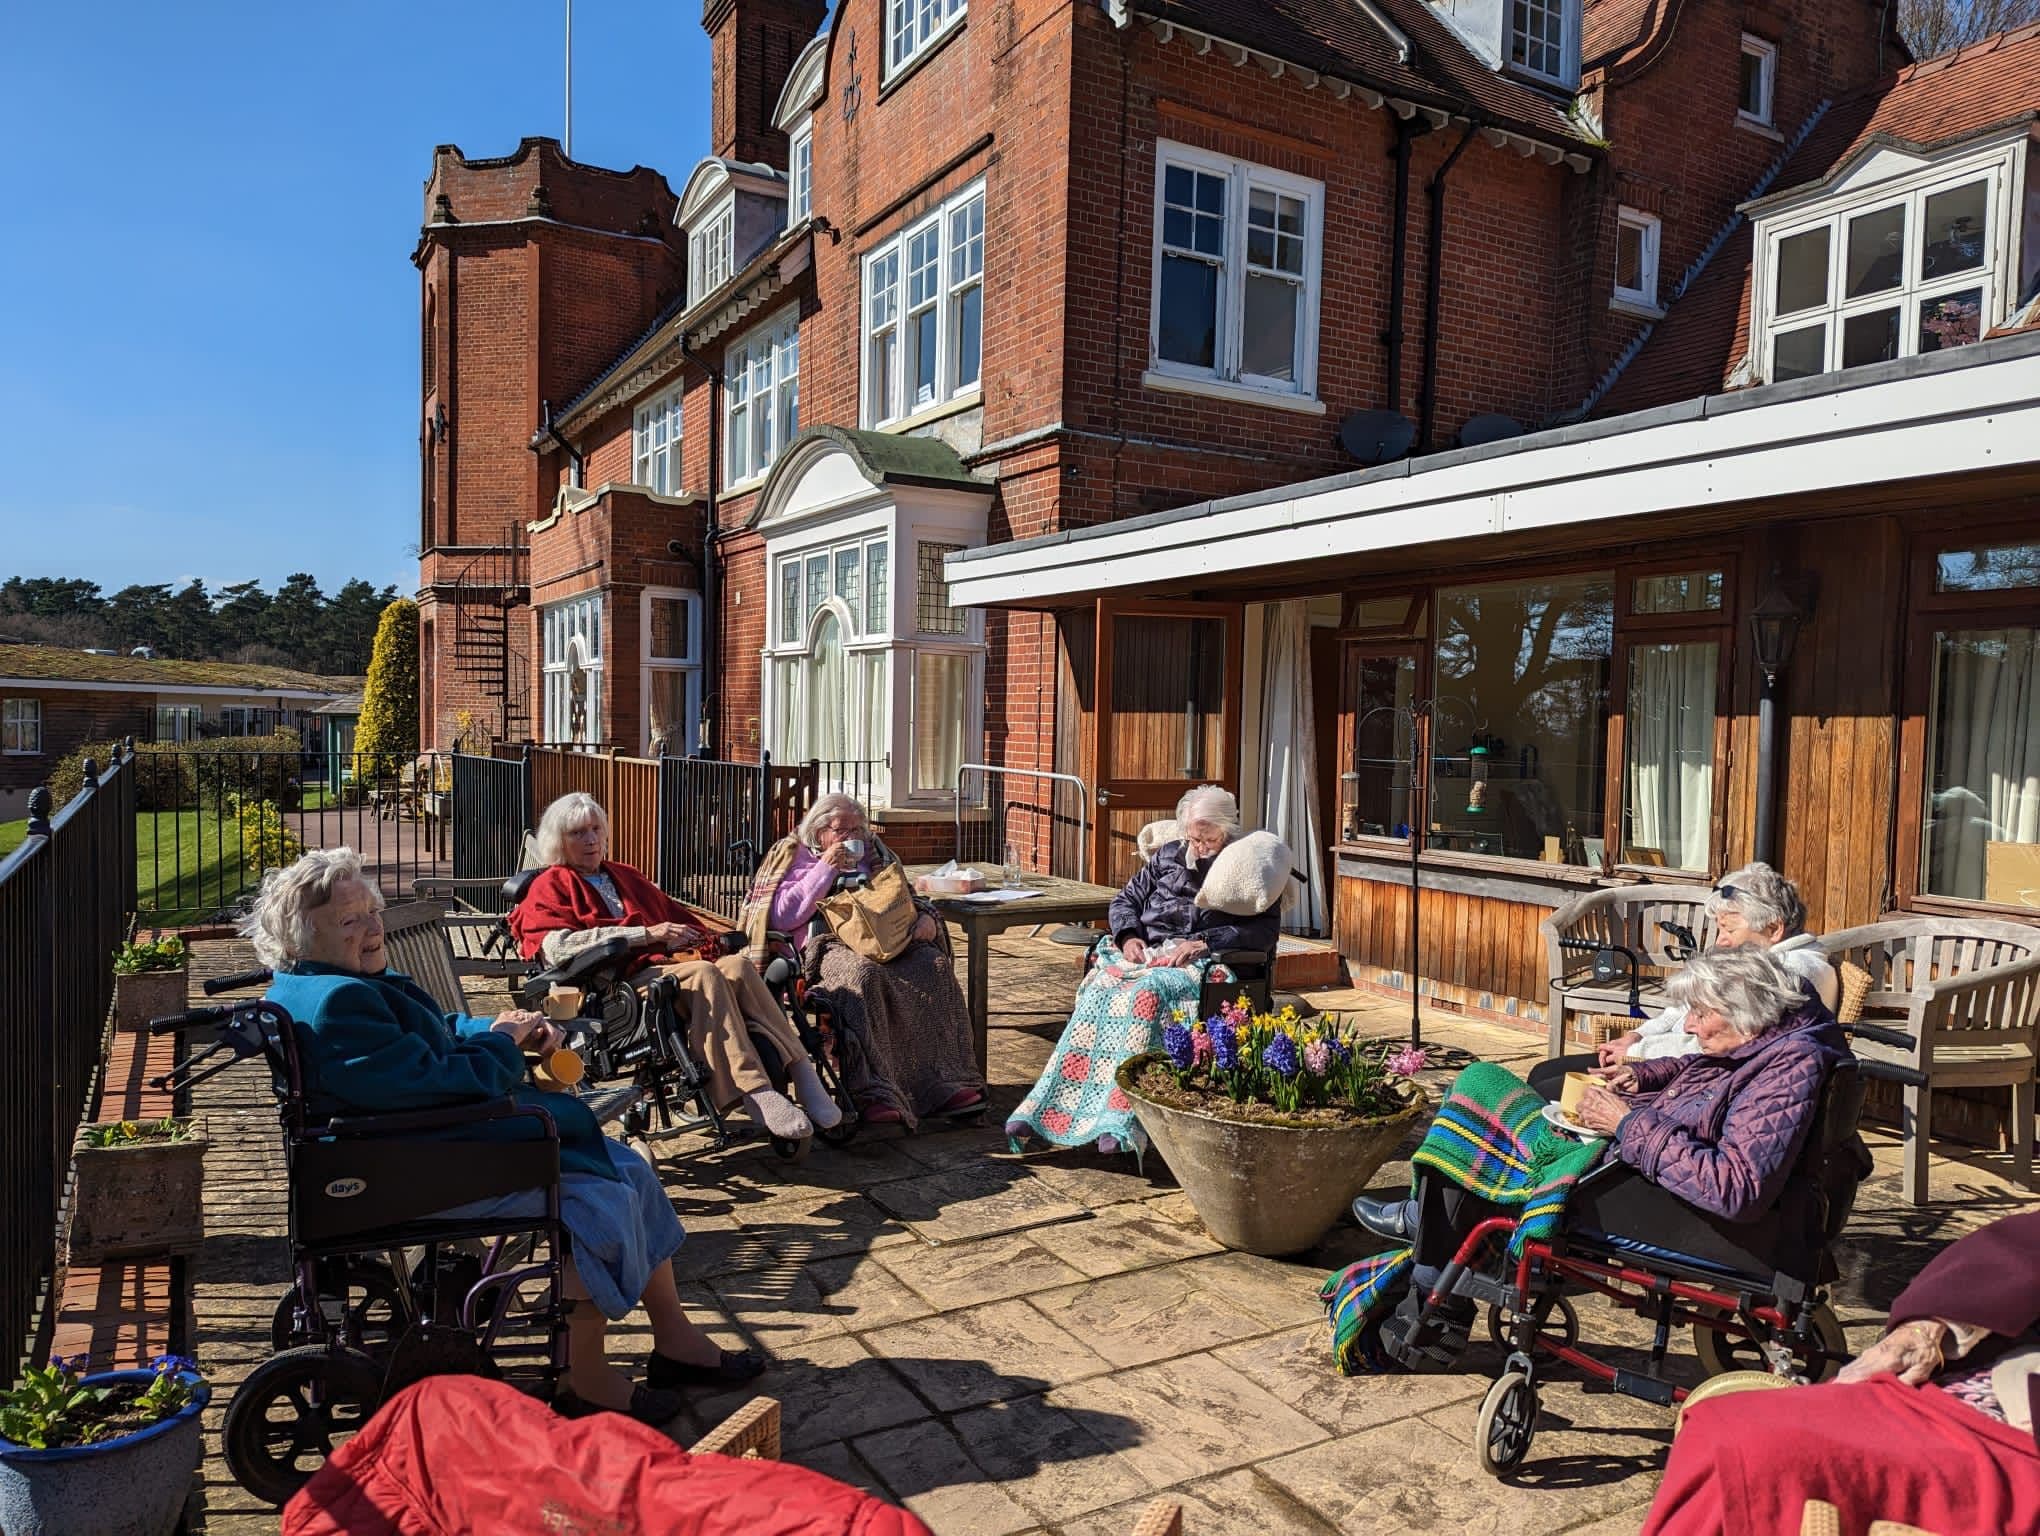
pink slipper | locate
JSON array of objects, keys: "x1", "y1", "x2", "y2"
[
  {"x1": 938, "y1": 1089, "x2": 987, "y2": 1115},
  {"x1": 860, "y1": 1102, "x2": 905, "y2": 1125}
]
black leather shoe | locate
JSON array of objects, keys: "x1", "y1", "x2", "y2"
[
  {"x1": 553, "y1": 1383, "x2": 688, "y2": 1427},
  {"x1": 646, "y1": 1346, "x2": 768, "y2": 1391},
  {"x1": 1351, "y1": 1195, "x2": 1418, "y2": 1242}
]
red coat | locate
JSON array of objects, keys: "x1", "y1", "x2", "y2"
[
  {"x1": 284, "y1": 1377, "x2": 933, "y2": 1536},
  {"x1": 509, "y1": 861, "x2": 727, "y2": 964}
]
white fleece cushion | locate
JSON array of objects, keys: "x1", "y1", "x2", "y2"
[
  {"x1": 1135, "y1": 820, "x2": 1181, "y2": 862},
  {"x1": 1195, "y1": 830, "x2": 1293, "y2": 916}
]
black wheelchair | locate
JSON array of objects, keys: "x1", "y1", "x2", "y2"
[
  {"x1": 152, "y1": 986, "x2": 573, "y2": 1507},
  {"x1": 499, "y1": 869, "x2": 858, "y2": 1158},
  {"x1": 1384, "y1": 1059, "x2": 1871, "y2": 1475}
]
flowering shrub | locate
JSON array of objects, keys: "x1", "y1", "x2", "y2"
[
  {"x1": 229, "y1": 792, "x2": 304, "y2": 869},
  {"x1": 81, "y1": 1115, "x2": 196, "y2": 1150},
  {"x1": 0, "y1": 1354, "x2": 201, "y2": 1450},
  {"x1": 112, "y1": 935, "x2": 187, "y2": 974},
  {"x1": 1159, "y1": 998, "x2": 1426, "y2": 1116}
]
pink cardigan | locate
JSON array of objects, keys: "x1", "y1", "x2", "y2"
[{"x1": 769, "y1": 844, "x2": 846, "y2": 937}]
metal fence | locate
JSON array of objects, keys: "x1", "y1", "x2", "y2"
[
  {"x1": 655, "y1": 755, "x2": 772, "y2": 923},
  {"x1": 130, "y1": 750, "x2": 453, "y2": 924},
  {"x1": 2, "y1": 746, "x2": 137, "y2": 1385},
  {"x1": 450, "y1": 751, "x2": 532, "y2": 909},
  {"x1": 953, "y1": 765, "x2": 1093, "y2": 882}
]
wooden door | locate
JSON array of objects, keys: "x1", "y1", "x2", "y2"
[{"x1": 1091, "y1": 599, "x2": 1245, "y2": 886}]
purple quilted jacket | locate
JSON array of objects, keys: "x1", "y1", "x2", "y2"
[{"x1": 1615, "y1": 1001, "x2": 1851, "y2": 1222}]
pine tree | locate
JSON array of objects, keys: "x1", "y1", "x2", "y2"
[{"x1": 355, "y1": 599, "x2": 420, "y2": 776}]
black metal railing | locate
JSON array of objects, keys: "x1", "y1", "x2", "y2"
[
  {"x1": 656, "y1": 754, "x2": 771, "y2": 924},
  {"x1": 130, "y1": 749, "x2": 453, "y2": 924},
  {"x1": 806, "y1": 757, "x2": 888, "y2": 812},
  {"x1": 3, "y1": 745, "x2": 137, "y2": 1385},
  {"x1": 451, "y1": 750, "x2": 532, "y2": 910}
]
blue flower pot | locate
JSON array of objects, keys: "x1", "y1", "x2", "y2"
[{"x1": 0, "y1": 1371, "x2": 209, "y2": 1536}]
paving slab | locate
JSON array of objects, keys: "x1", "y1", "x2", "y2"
[
  {"x1": 1059, "y1": 1469, "x2": 1345, "y2": 1536},
  {"x1": 949, "y1": 1391, "x2": 1157, "y2": 1522},
  {"x1": 1214, "y1": 1323, "x2": 1487, "y2": 1436},
  {"x1": 852, "y1": 1420, "x2": 1038, "y2": 1536},
  {"x1": 1026, "y1": 1265, "x2": 1277, "y2": 1369},
  {"x1": 863, "y1": 1162, "x2": 1087, "y2": 1244},
  {"x1": 1022, "y1": 1199, "x2": 1223, "y2": 1279},
  {"x1": 876, "y1": 1229, "x2": 1090, "y2": 1310},
  {"x1": 863, "y1": 1297, "x2": 1114, "y2": 1412},
  {"x1": 687, "y1": 1333, "x2": 933, "y2": 1453}
]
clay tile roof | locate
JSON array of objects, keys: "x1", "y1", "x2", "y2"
[
  {"x1": 1582, "y1": 0, "x2": 1663, "y2": 65},
  {"x1": 1593, "y1": 24, "x2": 2040, "y2": 416},
  {"x1": 1130, "y1": 0, "x2": 1597, "y2": 148}
]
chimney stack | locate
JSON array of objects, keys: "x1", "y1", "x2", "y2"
[{"x1": 702, "y1": 0, "x2": 828, "y2": 167}]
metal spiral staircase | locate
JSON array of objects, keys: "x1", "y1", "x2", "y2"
[{"x1": 449, "y1": 530, "x2": 531, "y2": 744}]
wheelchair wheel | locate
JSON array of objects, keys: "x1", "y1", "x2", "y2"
[
  {"x1": 1693, "y1": 1299, "x2": 1845, "y2": 1381},
  {"x1": 1486, "y1": 1294, "x2": 1578, "y2": 1352},
  {"x1": 269, "y1": 1262, "x2": 406, "y2": 1356},
  {"x1": 222, "y1": 1344, "x2": 383, "y2": 1507},
  {"x1": 1475, "y1": 1369, "x2": 1538, "y2": 1476}
]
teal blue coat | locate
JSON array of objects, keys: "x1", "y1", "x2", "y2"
[{"x1": 265, "y1": 964, "x2": 616, "y2": 1182}]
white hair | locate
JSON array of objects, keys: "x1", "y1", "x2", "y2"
[
  {"x1": 1174, "y1": 784, "x2": 1241, "y2": 838},
  {"x1": 1707, "y1": 862, "x2": 1807, "y2": 936},
  {"x1": 534, "y1": 792, "x2": 610, "y2": 867},
  {"x1": 239, "y1": 848, "x2": 382, "y2": 969},
  {"x1": 799, "y1": 792, "x2": 867, "y2": 849},
  {"x1": 1665, "y1": 946, "x2": 1805, "y2": 1040}
]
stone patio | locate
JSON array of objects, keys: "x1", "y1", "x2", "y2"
[{"x1": 179, "y1": 931, "x2": 2037, "y2": 1535}]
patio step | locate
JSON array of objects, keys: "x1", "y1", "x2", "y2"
[{"x1": 1275, "y1": 934, "x2": 1344, "y2": 990}]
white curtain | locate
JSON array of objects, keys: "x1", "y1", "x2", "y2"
[
  {"x1": 808, "y1": 613, "x2": 848, "y2": 762},
  {"x1": 1257, "y1": 600, "x2": 1326, "y2": 933},
  {"x1": 1926, "y1": 627, "x2": 2040, "y2": 901},
  {"x1": 1625, "y1": 641, "x2": 1717, "y2": 871}
]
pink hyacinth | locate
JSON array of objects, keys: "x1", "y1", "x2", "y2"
[
  {"x1": 1303, "y1": 1039, "x2": 1333, "y2": 1076},
  {"x1": 1386, "y1": 1046, "x2": 1428, "y2": 1078},
  {"x1": 1192, "y1": 1028, "x2": 1216, "y2": 1068}
]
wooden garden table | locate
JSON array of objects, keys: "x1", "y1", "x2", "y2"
[{"x1": 904, "y1": 866, "x2": 1119, "y2": 1072}]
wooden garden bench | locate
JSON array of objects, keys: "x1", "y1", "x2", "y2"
[
  {"x1": 1817, "y1": 917, "x2": 2038, "y2": 1204},
  {"x1": 1540, "y1": 883, "x2": 1715, "y2": 1057}
]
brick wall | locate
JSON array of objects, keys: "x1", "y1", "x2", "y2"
[
  {"x1": 705, "y1": 0, "x2": 829, "y2": 165},
  {"x1": 0, "y1": 689, "x2": 153, "y2": 802}
]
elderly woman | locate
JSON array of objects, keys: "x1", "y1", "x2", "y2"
[
  {"x1": 1007, "y1": 784, "x2": 1281, "y2": 1157},
  {"x1": 1349, "y1": 946, "x2": 1850, "y2": 1368},
  {"x1": 247, "y1": 848, "x2": 762, "y2": 1428},
  {"x1": 740, "y1": 793, "x2": 985, "y2": 1129},
  {"x1": 508, "y1": 792, "x2": 839, "y2": 1143}
]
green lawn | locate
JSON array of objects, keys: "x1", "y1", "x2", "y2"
[
  {"x1": 0, "y1": 819, "x2": 25, "y2": 858},
  {"x1": 2, "y1": 810, "x2": 275, "y2": 922}
]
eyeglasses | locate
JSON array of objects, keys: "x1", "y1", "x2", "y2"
[{"x1": 1713, "y1": 884, "x2": 1740, "y2": 902}]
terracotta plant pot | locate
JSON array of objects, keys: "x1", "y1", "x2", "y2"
[
  {"x1": 1117, "y1": 1054, "x2": 1429, "y2": 1256},
  {"x1": 112, "y1": 968, "x2": 188, "y2": 1033},
  {"x1": 0, "y1": 1370, "x2": 210, "y2": 1536},
  {"x1": 66, "y1": 1120, "x2": 208, "y2": 1265}
]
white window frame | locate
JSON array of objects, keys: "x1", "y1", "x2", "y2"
[
  {"x1": 885, "y1": 0, "x2": 966, "y2": 81},
  {"x1": 154, "y1": 704, "x2": 199, "y2": 744},
  {"x1": 1146, "y1": 141, "x2": 1325, "y2": 407},
  {"x1": 1613, "y1": 207, "x2": 1662, "y2": 312},
  {"x1": 860, "y1": 181, "x2": 985, "y2": 428},
  {"x1": 724, "y1": 307, "x2": 800, "y2": 489},
  {"x1": 632, "y1": 390, "x2": 683, "y2": 496},
  {"x1": 1508, "y1": 0, "x2": 1578, "y2": 88},
  {"x1": 541, "y1": 594, "x2": 604, "y2": 746},
  {"x1": 1739, "y1": 34, "x2": 1777, "y2": 128},
  {"x1": 689, "y1": 201, "x2": 734, "y2": 300},
  {"x1": 2, "y1": 698, "x2": 42, "y2": 755},
  {"x1": 640, "y1": 587, "x2": 703, "y2": 758},
  {"x1": 1751, "y1": 139, "x2": 2019, "y2": 385},
  {"x1": 789, "y1": 120, "x2": 813, "y2": 224}
]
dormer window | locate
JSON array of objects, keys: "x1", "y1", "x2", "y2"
[
  {"x1": 690, "y1": 201, "x2": 734, "y2": 300},
  {"x1": 1739, "y1": 35, "x2": 1777, "y2": 127},
  {"x1": 790, "y1": 122, "x2": 813, "y2": 224},
  {"x1": 1509, "y1": 0, "x2": 1575, "y2": 86},
  {"x1": 1755, "y1": 142, "x2": 2013, "y2": 384}
]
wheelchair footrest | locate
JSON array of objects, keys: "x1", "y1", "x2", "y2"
[{"x1": 1610, "y1": 1369, "x2": 1678, "y2": 1407}]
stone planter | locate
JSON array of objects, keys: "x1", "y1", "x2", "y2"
[
  {"x1": 66, "y1": 1120, "x2": 208, "y2": 1265},
  {"x1": 113, "y1": 967, "x2": 188, "y2": 1033},
  {"x1": 1117, "y1": 1053, "x2": 1429, "y2": 1256},
  {"x1": 0, "y1": 1370, "x2": 210, "y2": 1536}
]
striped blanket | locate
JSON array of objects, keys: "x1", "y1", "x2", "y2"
[{"x1": 1320, "y1": 1061, "x2": 1606, "y2": 1375}]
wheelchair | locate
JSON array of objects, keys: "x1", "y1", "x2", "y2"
[
  {"x1": 500, "y1": 869, "x2": 858, "y2": 1159},
  {"x1": 151, "y1": 988, "x2": 573, "y2": 1507},
  {"x1": 1385, "y1": 1059, "x2": 1871, "y2": 1476}
]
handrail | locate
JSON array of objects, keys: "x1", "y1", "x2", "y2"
[{"x1": 952, "y1": 764, "x2": 1092, "y2": 884}]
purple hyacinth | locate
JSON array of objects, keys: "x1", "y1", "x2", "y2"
[
  {"x1": 1211, "y1": 1021, "x2": 1241, "y2": 1071},
  {"x1": 1263, "y1": 1031, "x2": 1300, "y2": 1077},
  {"x1": 1324, "y1": 1035, "x2": 1353, "y2": 1065},
  {"x1": 1163, "y1": 1022, "x2": 1196, "y2": 1071},
  {"x1": 1303, "y1": 1038, "x2": 1333, "y2": 1076}
]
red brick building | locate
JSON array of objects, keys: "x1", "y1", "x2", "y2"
[{"x1": 416, "y1": 2, "x2": 2040, "y2": 998}]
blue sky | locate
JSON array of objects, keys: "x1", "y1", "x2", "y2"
[{"x1": 0, "y1": 2, "x2": 712, "y2": 597}]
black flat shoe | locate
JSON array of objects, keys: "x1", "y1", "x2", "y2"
[
  {"x1": 1352, "y1": 1195, "x2": 1419, "y2": 1242},
  {"x1": 646, "y1": 1346, "x2": 768, "y2": 1391},
  {"x1": 554, "y1": 1383, "x2": 689, "y2": 1427}
]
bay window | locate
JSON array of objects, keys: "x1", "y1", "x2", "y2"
[
  {"x1": 861, "y1": 182, "x2": 985, "y2": 426},
  {"x1": 725, "y1": 308, "x2": 799, "y2": 487},
  {"x1": 1149, "y1": 143, "x2": 1323, "y2": 403},
  {"x1": 633, "y1": 390, "x2": 683, "y2": 495},
  {"x1": 1757, "y1": 141, "x2": 2014, "y2": 384}
]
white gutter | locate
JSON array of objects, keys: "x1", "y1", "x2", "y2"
[
  {"x1": 0, "y1": 677, "x2": 349, "y2": 701},
  {"x1": 946, "y1": 344, "x2": 2040, "y2": 608}
]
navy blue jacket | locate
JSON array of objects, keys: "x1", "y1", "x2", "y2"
[{"x1": 1107, "y1": 840, "x2": 1282, "y2": 956}]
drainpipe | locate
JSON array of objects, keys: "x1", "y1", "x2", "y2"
[
  {"x1": 539, "y1": 400, "x2": 583, "y2": 487},
  {"x1": 681, "y1": 338, "x2": 723, "y2": 757},
  {"x1": 1417, "y1": 119, "x2": 1480, "y2": 452},
  {"x1": 1383, "y1": 117, "x2": 1419, "y2": 415}
]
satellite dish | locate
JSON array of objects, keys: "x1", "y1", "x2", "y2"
[
  {"x1": 1338, "y1": 410, "x2": 1416, "y2": 464},
  {"x1": 1458, "y1": 413, "x2": 1524, "y2": 449}
]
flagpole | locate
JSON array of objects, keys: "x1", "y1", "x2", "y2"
[{"x1": 564, "y1": 0, "x2": 574, "y2": 157}]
